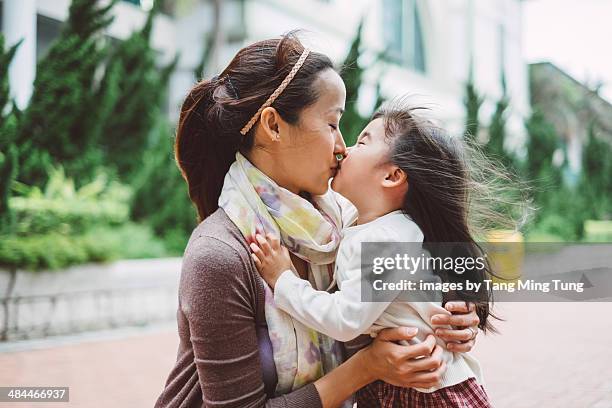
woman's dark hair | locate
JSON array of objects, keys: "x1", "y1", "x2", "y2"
[
  {"x1": 175, "y1": 32, "x2": 334, "y2": 221},
  {"x1": 373, "y1": 100, "x2": 529, "y2": 333}
]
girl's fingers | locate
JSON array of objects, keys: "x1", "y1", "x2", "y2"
[
  {"x1": 255, "y1": 234, "x2": 272, "y2": 255},
  {"x1": 251, "y1": 253, "x2": 262, "y2": 269},
  {"x1": 267, "y1": 233, "x2": 280, "y2": 250},
  {"x1": 250, "y1": 242, "x2": 264, "y2": 260}
]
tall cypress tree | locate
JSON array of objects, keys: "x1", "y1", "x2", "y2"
[
  {"x1": 485, "y1": 70, "x2": 514, "y2": 169},
  {"x1": 464, "y1": 59, "x2": 484, "y2": 141},
  {"x1": 340, "y1": 20, "x2": 369, "y2": 147},
  {"x1": 16, "y1": 0, "x2": 118, "y2": 187},
  {"x1": 0, "y1": 36, "x2": 22, "y2": 119},
  {"x1": 99, "y1": 0, "x2": 179, "y2": 180},
  {"x1": 524, "y1": 108, "x2": 564, "y2": 228},
  {"x1": 130, "y1": 118, "x2": 196, "y2": 254},
  {"x1": 580, "y1": 123, "x2": 612, "y2": 219},
  {"x1": 0, "y1": 35, "x2": 22, "y2": 233}
]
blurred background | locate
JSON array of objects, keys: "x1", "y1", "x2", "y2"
[{"x1": 0, "y1": 0, "x2": 611, "y2": 407}]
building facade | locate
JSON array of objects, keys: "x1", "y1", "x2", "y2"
[
  {"x1": 2, "y1": 0, "x2": 529, "y2": 142},
  {"x1": 530, "y1": 62, "x2": 612, "y2": 183}
]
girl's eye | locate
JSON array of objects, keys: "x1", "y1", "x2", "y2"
[
  {"x1": 329, "y1": 124, "x2": 338, "y2": 131},
  {"x1": 357, "y1": 141, "x2": 365, "y2": 145}
]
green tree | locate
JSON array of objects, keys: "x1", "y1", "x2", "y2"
[
  {"x1": 464, "y1": 60, "x2": 484, "y2": 141},
  {"x1": 0, "y1": 36, "x2": 22, "y2": 117},
  {"x1": 340, "y1": 20, "x2": 369, "y2": 147},
  {"x1": 524, "y1": 109, "x2": 562, "y2": 196},
  {"x1": 99, "y1": 0, "x2": 179, "y2": 180},
  {"x1": 485, "y1": 71, "x2": 515, "y2": 169},
  {"x1": 523, "y1": 110, "x2": 585, "y2": 239},
  {"x1": 130, "y1": 118, "x2": 197, "y2": 254},
  {"x1": 0, "y1": 35, "x2": 22, "y2": 233},
  {"x1": 580, "y1": 122, "x2": 612, "y2": 219},
  {"x1": 16, "y1": 0, "x2": 118, "y2": 186}
]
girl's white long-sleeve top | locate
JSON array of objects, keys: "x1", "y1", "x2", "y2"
[{"x1": 273, "y1": 209, "x2": 484, "y2": 393}]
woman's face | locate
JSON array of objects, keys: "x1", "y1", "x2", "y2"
[{"x1": 277, "y1": 69, "x2": 347, "y2": 196}]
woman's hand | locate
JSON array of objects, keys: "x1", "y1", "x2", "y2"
[
  {"x1": 250, "y1": 233, "x2": 293, "y2": 289},
  {"x1": 358, "y1": 327, "x2": 446, "y2": 389},
  {"x1": 431, "y1": 301, "x2": 480, "y2": 352}
]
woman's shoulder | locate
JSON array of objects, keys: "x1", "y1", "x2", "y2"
[
  {"x1": 185, "y1": 208, "x2": 250, "y2": 261},
  {"x1": 180, "y1": 208, "x2": 258, "y2": 299}
]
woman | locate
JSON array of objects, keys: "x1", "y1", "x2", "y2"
[{"x1": 155, "y1": 33, "x2": 481, "y2": 408}]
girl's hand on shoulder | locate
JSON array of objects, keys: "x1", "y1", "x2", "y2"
[
  {"x1": 431, "y1": 301, "x2": 480, "y2": 352},
  {"x1": 250, "y1": 233, "x2": 293, "y2": 289}
]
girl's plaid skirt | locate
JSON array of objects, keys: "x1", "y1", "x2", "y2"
[{"x1": 356, "y1": 377, "x2": 492, "y2": 407}]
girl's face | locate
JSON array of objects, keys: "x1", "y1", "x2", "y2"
[
  {"x1": 331, "y1": 118, "x2": 392, "y2": 204},
  {"x1": 276, "y1": 69, "x2": 347, "y2": 196}
]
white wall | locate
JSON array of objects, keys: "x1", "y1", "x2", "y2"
[
  {"x1": 2, "y1": 0, "x2": 37, "y2": 109},
  {"x1": 237, "y1": 0, "x2": 529, "y2": 142}
]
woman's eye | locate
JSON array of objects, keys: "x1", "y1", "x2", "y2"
[
  {"x1": 329, "y1": 124, "x2": 338, "y2": 131},
  {"x1": 357, "y1": 141, "x2": 365, "y2": 145}
]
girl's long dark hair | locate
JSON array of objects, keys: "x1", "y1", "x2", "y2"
[{"x1": 374, "y1": 100, "x2": 528, "y2": 333}]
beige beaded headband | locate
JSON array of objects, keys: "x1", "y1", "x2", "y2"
[{"x1": 239, "y1": 48, "x2": 311, "y2": 136}]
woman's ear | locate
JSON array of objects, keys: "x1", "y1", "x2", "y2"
[
  {"x1": 260, "y1": 107, "x2": 282, "y2": 141},
  {"x1": 382, "y1": 166, "x2": 408, "y2": 188}
]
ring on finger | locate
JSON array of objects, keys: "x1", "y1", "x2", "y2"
[{"x1": 468, "y1": 327, "x2": 478, "y2": 340}]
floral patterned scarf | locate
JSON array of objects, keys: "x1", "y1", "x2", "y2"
[{"x1": 218, "y1": 152, "x2": 345, "y2": 395}]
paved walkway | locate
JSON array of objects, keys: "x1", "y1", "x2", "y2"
[
  {"x1": 0, "y1": 325, "x2": 178, "y2": 407},
  {"x1": 1, "y1": 303, "x2": 611, "y2": 407}
]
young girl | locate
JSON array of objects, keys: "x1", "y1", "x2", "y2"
[{"x1": 250, "y1": 102, "x2": 498, "y2": 407}]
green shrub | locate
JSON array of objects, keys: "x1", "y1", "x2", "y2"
[
  {"x1": 584, "y1": 220, "x2": 612, "y2": 242},
  {"x1": 11, "y1": 196, "x2": 128, "y2": 235},
  {"x1": 0, "y1": 223, "x2": 169, "y2": 271},
  {"x1": 10, "y1": 167, "x2": 130, "y2": 235},
  {"x1": 0, "y1": 233, "x2": 98, "y2": 270},
  {"x1": 525, "y1": 230, "x2": 565, "y2": 243},
  {"x1": 0, "y1": 165, "x2": 171, "y2": 270},
  {"x1": 86, "y1": 223, "x2": 168, "y2": 260}
]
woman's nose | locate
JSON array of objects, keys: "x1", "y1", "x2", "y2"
[{"x1": 334, "y1": 130, "x2": 347, "y2": 157}]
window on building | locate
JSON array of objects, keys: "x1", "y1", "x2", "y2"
[{"x1": 382, "y1": 0, "x2": 426, "y2": 73}]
